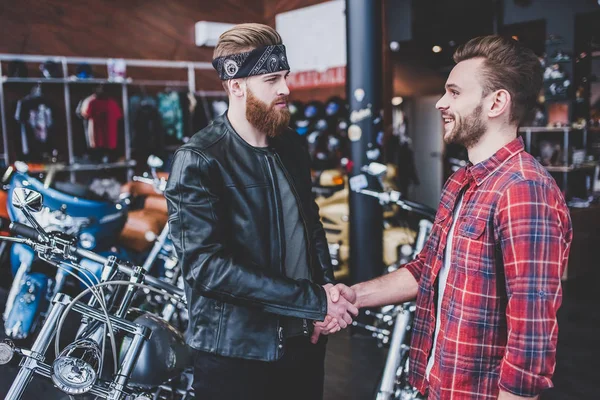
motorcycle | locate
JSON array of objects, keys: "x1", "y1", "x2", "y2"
[
  {"x1": 118, "y1": 155, "x2": 186, "y2": 330},
  {"x1": 2, "y1": 161, "x2": 129, "y2": 340},
  {"x1": 0, "y1": 187, "x2": 192, "y2": 399},
  {"x1": 349, "y1": 162, "x2": 435, "y2": 400},
  {"x1": 315, "y1": 162, "x2": 418, "y2": 281}
]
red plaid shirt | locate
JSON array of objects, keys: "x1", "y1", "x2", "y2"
[{"x1": 404, "y1": 137, "x2": 573, "y2": 399}]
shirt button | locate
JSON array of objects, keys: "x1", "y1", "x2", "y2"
[{"x1": 538, "y1": 290, "x2": 546, "y2": 298}]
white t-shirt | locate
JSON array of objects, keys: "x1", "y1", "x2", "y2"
[{"x1": 425, "y1": 195, "x2": 464, "y2": 379}]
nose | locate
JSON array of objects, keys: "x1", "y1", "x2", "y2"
[
  {"x1": 278, "y1": 79, "x2": 290, "y2": 97},
  {"x1": 436, "y1": 93, "x2": 448, "y2": 111}
]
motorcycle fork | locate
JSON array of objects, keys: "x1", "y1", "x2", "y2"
[
  {"x1": 6, "y1": 292, "x2": 152, "y2": 400},
  {"x1": 5, "y1": 293, "x2": 68, "y2": 400}
]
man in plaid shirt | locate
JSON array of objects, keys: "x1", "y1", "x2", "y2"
[{"x1": 321, "y1": 36, "x2": 573, "y2": 399}]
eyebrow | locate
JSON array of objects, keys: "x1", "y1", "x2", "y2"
[
  {"x1": 445, "y1": 83, "x2": 461, "y2": 91},
  {"x1": 263, "y1": 72, "x2": 289, "y2": 80}
]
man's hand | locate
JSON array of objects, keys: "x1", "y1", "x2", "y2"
[
  {"x1": 310, "y1": 284, "x2": 360, "y2": 345},
  {"x1": 323, "y1": 283, "x2": 359, "y2": 328},
  {"x1": 310, "y1": 315, "x2": 340, "y2": 344},
  {"x1": 327, "y1": 283, "x2": 357, "y2": 306}
]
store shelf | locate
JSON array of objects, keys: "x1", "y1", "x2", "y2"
[
  {"x1": 2, "y1": 76, "x2": 190, "y2": 87},
  {"x1": 545, "y1": 163, "x2": 597, "y2": 173},
  {"x1": 27, "y1": 159, "x2": 137, "y2": 174},
  {"x1": 519, "y1": 126, "x2": 583, "y2": 133}
]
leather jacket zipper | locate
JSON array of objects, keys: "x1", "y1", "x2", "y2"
[
  {"x1": 278, "y1": 325, "x2": 284, "y2": 349},
  {"x1": 273, "y1": 152, "x2": 315, "y2": 280}
]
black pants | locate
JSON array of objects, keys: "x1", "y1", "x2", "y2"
[{"x1": 192, "y1": 336, "x2": 326, "y2": 400}]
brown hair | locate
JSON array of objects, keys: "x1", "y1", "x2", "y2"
[
  {"x1": 453, "y1": 35, "x2": 542, "y2": 125},
  {"x1": 214, "y1": 23, "x2": 282, "y2": 61}
]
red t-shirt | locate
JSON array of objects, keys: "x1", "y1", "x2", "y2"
[{"x1": 87, "y1": 97, "x2": 123, "y2": 149}]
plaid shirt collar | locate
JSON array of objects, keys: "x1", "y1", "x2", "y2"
[{"x1": 463, "y1": 136, "x2": 525, "y2": 187}]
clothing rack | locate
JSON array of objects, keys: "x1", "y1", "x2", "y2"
[{"x1": 0, "y1": 53, "x2": 223, "y2": 181}]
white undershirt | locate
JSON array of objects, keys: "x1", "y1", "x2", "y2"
[{"x1": 425, "y1": 195, "x2": 463, "y2": 379}]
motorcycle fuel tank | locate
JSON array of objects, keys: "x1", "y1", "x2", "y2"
[{"x1": 119, "y1": 311, "x2": 191, "y2": 389}]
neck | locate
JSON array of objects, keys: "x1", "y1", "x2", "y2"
[
  {"x1": 467, "y1": 124, "x2": 517, "y2": 165},
  {"x1": 227, "y1": 102, "x2": 269, "y2": 147}
]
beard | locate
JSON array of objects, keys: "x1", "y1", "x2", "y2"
[
  {"x1": 444, "y1": 104, "x2": 486, "y2": 149},
  {"x1": 246, "y1": 88, "x2": 290, "y2": 138}
]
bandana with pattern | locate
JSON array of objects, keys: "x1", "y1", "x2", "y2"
[{"x1": 212, "y1": 45, "x2": 290, "y2": 80}]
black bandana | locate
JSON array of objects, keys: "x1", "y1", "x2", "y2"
[{"x1": 212, "y1": 45, "x2": 290, "y2": 80}]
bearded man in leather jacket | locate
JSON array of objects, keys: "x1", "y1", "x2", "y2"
[{"x1": 164, "y1": 23, "x2": 358, "y2": 400}]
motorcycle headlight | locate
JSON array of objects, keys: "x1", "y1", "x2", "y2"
[{"x1": 51, "y1": 339, "x2": 101, "y2": 394}]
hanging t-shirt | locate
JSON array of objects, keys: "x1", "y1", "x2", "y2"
[
  {"x1": 131, "y1": 97, "x2": 165, "y2": 170},
  {"x1": 86, "y1": 97, "x2": 123, "y2": 150},
  {"x1": 14, "y1": 94, "x2": 55, "y2": 157},
  {"x1": 77, "y1": 94, "x2": 96, "y2": 148},
  {"x1": 157, "y1": 91, "x2": 183, "y2": 140}
]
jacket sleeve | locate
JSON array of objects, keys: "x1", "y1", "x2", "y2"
[
  {"x1": 165, "y1": 148, "x2": 328, "y2": 321},
  {"x1": 495, "y1": 179, "x2": 572, "y2": 397}
]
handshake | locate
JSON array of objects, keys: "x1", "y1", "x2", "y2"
[{"x1": 311, "y1": 283, "x2": 359, "y2": 344}]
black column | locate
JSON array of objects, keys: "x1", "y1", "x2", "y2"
[{"x1": 346, "y1": 0, "x2": 384, "y2": 289}]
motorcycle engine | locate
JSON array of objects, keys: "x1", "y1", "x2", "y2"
[{"x1": 119, "y1": 312, "x2": 191, "y2": 389}]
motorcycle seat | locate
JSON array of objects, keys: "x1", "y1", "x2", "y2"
[{"x1": 119, "y1": 209, "x2": 168, "y2": 253}]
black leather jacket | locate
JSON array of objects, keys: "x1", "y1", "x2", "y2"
[{"x1": 165, "y1": 114, "x2": 335, "y2": 361}]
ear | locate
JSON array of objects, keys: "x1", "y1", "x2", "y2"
[
  {"x1": 228, "y1": 78, "x2": 246, "y2": 98},
  {"x1": 488, "y1": 89, "x2": 511, "y2": 119}
]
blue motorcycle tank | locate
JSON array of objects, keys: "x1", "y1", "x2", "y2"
[
  {"x1": 7, "y1": 172, "x2": 128, "y2": 251},
  {"x1": 3, "y1": 272, "x2": 49, "y2": 339}
]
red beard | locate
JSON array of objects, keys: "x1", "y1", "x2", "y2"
[{"x1": 246, "y1": 89, "x2": 290, "y2": 138}]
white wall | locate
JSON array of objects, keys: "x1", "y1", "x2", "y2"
[{"x1": 407, "y1": 95, "x2": 444, "y2": 209}]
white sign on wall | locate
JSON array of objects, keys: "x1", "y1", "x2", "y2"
[{"x1": 275, "y1": 0, "x2": 347, "y2": 74}]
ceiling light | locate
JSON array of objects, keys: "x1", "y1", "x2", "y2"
[
  {"x1": 390, "y1": 41, "x2": 400, "y2": 52},
  {"x1": 432, "y1": 46, "x2": 442, "y2": 53},
  {"x1": 391, "y1": 96, "x2": 403, "y2": 106}
]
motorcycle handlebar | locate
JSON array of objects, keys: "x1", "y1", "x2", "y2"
[
  {"x1": 9, "y1": 222, "x2": 44, "y2": 242},
  {"x1": 74, "y1": 248, "x2": 184, "y2": 298},
  {"x1": 399, "y1": 198, "x2": 437, "y2": 220},
  {"x1": 4, "y1": 223, "x2": 184, "y2": 299},
  {"x1": 357, "y1": 190, "x2": 436, "y2": 220}
]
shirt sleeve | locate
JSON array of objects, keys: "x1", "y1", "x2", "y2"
[{"x1": 495, "y1": 179, "x2": 573, "y2": 397}]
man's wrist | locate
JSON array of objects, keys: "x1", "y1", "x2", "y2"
[{"x1": 352, "y1": 283, "x2": 363, "y2": 309}]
